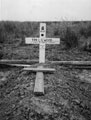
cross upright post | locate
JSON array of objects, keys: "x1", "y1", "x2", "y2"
[{"x1": 39, "y1": 23, "x2": 46, "y2": 63}]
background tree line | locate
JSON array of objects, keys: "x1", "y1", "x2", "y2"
[{"x1": 0, "y1": 21, "x2": 91, "y2": 59}]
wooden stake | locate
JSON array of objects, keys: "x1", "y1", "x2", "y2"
[{"x1": 34, "y1": 71, "x2": 44, "y2": 95}]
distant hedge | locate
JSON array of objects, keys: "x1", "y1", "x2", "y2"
[
  {"x1": 61, "y1": 27, "x2": 78, "y2": 49},
  {"x1": 0, "y1": 21, "x2": 91, "y2": 50}
]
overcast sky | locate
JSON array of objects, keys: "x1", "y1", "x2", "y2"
[{"x1": 0, "y1": 0, "x2": 91, "y2": 21}]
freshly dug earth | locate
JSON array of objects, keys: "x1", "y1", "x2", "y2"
[{"x1": 0, "y1": 65, "x2": 91, "y2": 120}]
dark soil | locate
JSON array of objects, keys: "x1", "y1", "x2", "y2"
[
  {"x1": 0, "y1": 64, "x2": 91, "y2": 120},
  {"x1": 0, "y1": 45, "x2": 91, "y2": 120}
]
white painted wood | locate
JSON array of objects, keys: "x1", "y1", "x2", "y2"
[
  {"x1": 26, "y1": 38, "x2": 60, "y2": 44},
  {"x1": 23, "y1": 67, "x2": 55, "y2": 72},
  {"x1": 25, "y1": 23, "x2": 60, "y2": 63},
  {"x1": 40, "y1": 38, "x2": 60, "y2": 44},
  {"x1": 34, "y1": 72, "x2": 44, "y2": 95},
  {"x1": 34, "y1": 66, "x2": 44, "y2": 95},
  {"x1": 24, "y1": 23, "x2": 60, "y2": 95},
  {"x1": 39, "y1": 23, "x2": 46, "y2": 63},
  {"x1": 39, "y1": 43, "x2": 45, "y2": 63},
  {"x1": 40, "y1": 23, "x2": 46, "y2": 33},
  {"x1": 25, "y1": 38, "x2": 40, "y2": 44}
]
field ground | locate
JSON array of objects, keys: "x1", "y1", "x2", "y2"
[
  {"x1": 2, "y1": 45, "x2": 91, "y2": 61},
  {"x1": 0, "y1": 21, "x2": 91, "y2": 120},
  {"x1": 0, "y1": 45, "x2": 91, "y2": 120}
]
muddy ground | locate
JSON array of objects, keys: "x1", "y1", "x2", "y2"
[
  {"x1": 0, "y1": 45, "x2": 91, "y2": 120},
  {"x1": 0, "y1": 64, "x2": 91, "y2": 120}
]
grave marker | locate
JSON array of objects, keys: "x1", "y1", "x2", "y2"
[
  {"x1": 24, "y1": 23, "x2": 60, "y2": 95},
  {"x1": 26, "y1": 23, "x2": 60, "y2": 63}
]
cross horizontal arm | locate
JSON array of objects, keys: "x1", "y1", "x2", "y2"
[{"x1": 25, "y1": 38, "x2": 60, "y2": 44}]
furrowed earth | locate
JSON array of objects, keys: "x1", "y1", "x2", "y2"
[{"x1": 0, "y1": 45, "x2": 91, "y2": 120}]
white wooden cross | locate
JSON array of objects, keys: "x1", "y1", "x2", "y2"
[
  {"x1": 26, "y1": 23, "x2": 60, "y2": 63},
  {"x1": 24, "y1": 23, "x2": 60, "y2": 95}
]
